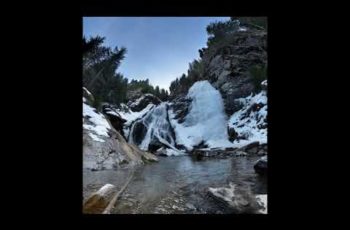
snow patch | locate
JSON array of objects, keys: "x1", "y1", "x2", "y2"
[
  {"x1": 118, "y1": 103, "x2": 155, "y2": 126},
  {"x1": 256, "y1": 194, "x2": 267, "y2": 214},
  {"x1": 83, "y1": 100, "x2": 111, "y2": 141}
]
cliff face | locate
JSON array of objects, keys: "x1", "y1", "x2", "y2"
[
  {"x1": 83, "y1": 88, "x2": 158, "y2": 171},
  {"x1": 202, "y1": 28, "x2": 267, "y2": 116}
]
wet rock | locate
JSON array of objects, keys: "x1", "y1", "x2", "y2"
[
  {"x1": 235, "y1": 151, "x2": 247, "y2": 157},
  {"x1": 227, "y1": 126, "x2": 238, "y2": 142},
  {"x1": 131, "y1": 122, "x2": 147, "y2": 145},
  {"x1": 254, "y1": 156, "x2": 267, "y2": 175}
]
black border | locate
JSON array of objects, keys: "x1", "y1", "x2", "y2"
[{"x1": 34, "y1": 0, "x2": 301, "y2": 226}]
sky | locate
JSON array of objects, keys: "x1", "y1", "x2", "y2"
[{"x1": 83, "y1": 17, "x2": 230, "y2": 91}]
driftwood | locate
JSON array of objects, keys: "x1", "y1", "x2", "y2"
[{"x1": 102, "y1": 170, "x2": 135, "y2": 214}]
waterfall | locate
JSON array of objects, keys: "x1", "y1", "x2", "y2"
[{"x1": 128, "y1": 102, "x2": 177, "y2": 151}]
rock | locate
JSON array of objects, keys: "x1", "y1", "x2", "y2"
[
  {"x1": 254, "y1": 156, "x2": 267, "y2": 175},
  {"x1": 256, "y1": 194, "x2": 268, "y2": 214},
  {"x1": 227, "y1": 126, "x2": 238, "y2": 142},
  {"x1": 130, "y1": 122, "x2": 147, "y2": 145},
  {"x1": 261, "y1": 80, "x2": 267, "y2": 91},
  {"x1": 83, "y1": 184, "x2": 116, "y2": 214},
  {"x1": 208, "y1": 183, "x2": 262, "y2": 214},
  {"x1": 128, "y1": 94, "x2": 161, "y2": 112},
  {"x1": 102, "y1": 104, "x2": 127, "y2": 138},
  {"x1": 169, "y1": 96, "x2": 192, "y2": 124},
  {"x1": 257, "y1": 149, "x2": 267, "y2": 156},
  {"x1": 83, "y1": 87, "x2": 94, "y2": 105},
  {"x1": 202, "y1": 29, "x2": 267, "y2": 116},
  {"x1": 235, "y1": 151, "x2": 247, "y2": 157},
  {"x1": 185, "y1": 203, "x2": 196, "y2": 210},
  {"x1": 155, "y1": 147, "x2": 168, "y2": 156},
  {"x1": 240, "y1": 141, "x2": 260, "y2": 152},
  {"x1": 247, "y1": 146, "x2": 259, "y2": 154},
  {"x1": 128, "y1": 143, "x2": 158, "y2": 163}
]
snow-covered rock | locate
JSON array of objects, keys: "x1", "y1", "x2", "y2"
[
  {"x1": 208, "y1": 183, "x2": 267, "y2": 214},
  {"x1": 228, "y1": 90, "x2": 267, "y2": 148},
  {"x1": 169, "y1": 81, "x2": 234, "y2": 151},
  {"x1": 83, "y1": 94, "x2": 158, "y2": 170},
  {"x1": 127, "y1": 93, "x2": 161, "y2": 112}
]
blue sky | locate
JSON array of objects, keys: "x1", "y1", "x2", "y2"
[{"x1": 83, "y1": 17, "x2": 230, "y2": 90}]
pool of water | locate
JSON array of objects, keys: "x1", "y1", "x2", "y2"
[{"x1": 83, "y1": 155, "x2": 267, "y2": 214}]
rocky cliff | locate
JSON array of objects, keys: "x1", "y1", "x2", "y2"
[{"x1": 83, "y1": 88, "x2": 158, "y2": 171}]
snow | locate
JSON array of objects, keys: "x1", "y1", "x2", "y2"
[
  {"x1": 105, "y1": 110, "x2": 119, "y2": 116},
  {"x1": 257, "y1": 156, "x2": 267, "y2": 163},
  {"x1": 164, "y1": 148, "x2": 185, "y2": 156},
  {"x1": 83, "y1": 99, "x2": 111, "y2": 142},
  {"x1": 169, "y1": 81, "x2": 234, "y2": 151},
  {"x1": 128, "y1": 93, "x2": 155, "y2": 108},
  {"x1": 261, "y1": 80, "x2": 267, "y2": 87},
  {"x1": 256, "y1": 194, "x2": 267, "y2": 214},
  {"x1": 208, "y1": 183, "x2": 236, "y2": 203},
  {"x1": 228, "y1": 91, "x2": 267, "y2": 148},
  {"x1": 118, "y1": 103, "x2": 155, "y2": 126},
  {"x1": 238, "y1": 27, "x2": 247, "y2": 32},
  {"x1": 83, "y1": 87, "x2": 92, "y2": 96},
  {"x1": 88, "y1": 133, "x2": 105, "y2": 143},
  {"x1": 97, "y1": 184, "x2": 115, "y2": 196}
]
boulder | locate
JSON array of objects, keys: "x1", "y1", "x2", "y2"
[
  {"x1": 128, "y1": 94, "x2": 161, "y2": 112},
  {"x1": 227, "y1": 126, "x2": 238, "y2": 142},
  {"x1": 83, "y1": 184, "x2": 116, "y2": 214},
  {"x1": 254, "y1": 156, "x2": 267, "y2": 175},
  {"x1": 240, "y1": 141, "x2": 260, "y2": 152},
  {"x1": 102, "y1": 104, "x2": 127, "y2": 138},
  {"x1": 207, "y1": 183, "x2": 263, "y2": 214}
]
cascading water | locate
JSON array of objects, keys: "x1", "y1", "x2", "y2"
[{"x1": 128, "y1": 102, "x2": 178, "y2": 152}]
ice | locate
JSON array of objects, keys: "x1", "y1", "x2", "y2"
[
  {"x1": 129, "y1": 102, "x2": 177, "y2": 151},
  {"x1": 169, "y1": 81, "x2": 234, "y2": 150}
]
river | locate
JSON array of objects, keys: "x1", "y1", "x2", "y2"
[{"x1": 83, "y1": 155, "x2": 267, "y2": 214}]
